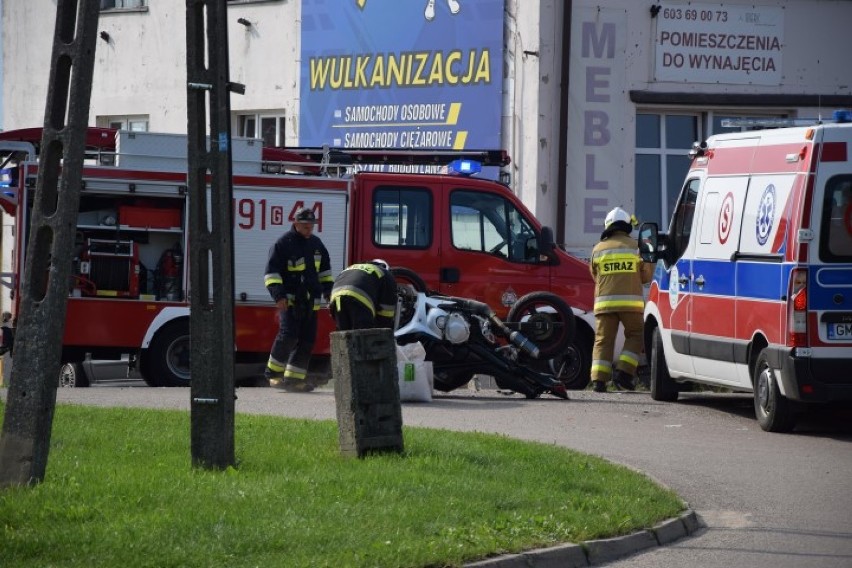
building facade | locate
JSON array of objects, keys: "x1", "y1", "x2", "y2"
[{"x1": 2, "y1": 0, "x2": 851, "y2": 290}]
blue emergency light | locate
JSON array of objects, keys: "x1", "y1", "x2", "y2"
[
  {"x1": 447, "y1": 159, "x2": 481, "y2": 176},
  {"x1": 833, "y1": 110, "x2": 852, "y2": 123}
]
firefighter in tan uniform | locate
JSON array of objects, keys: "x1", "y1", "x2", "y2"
[{"x1": 590, "y1": 207, "x2": 654, "y2": 392}]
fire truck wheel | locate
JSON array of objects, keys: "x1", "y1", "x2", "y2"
[
  {"x1": 506, "y1": 291, "x2": 576, "y2": 359},
  {"x1": 753, "y1": 349, "x2": 797, "y2": 433},
  {"x1": 650, "y1": 327, "x2": 678, "y2": 402},
  {"x1": 390, "y1": 267, "x2": 428, "y2": 294},
  {"x1": 58, "y1": 363, "x2": 89, "y2": 388},
  {"x1": 148, "y1": 322, "x2": 191, "y2": 387}
]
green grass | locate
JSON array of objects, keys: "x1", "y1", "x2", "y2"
[{"x1": 0, "y1": 401, "x2": 684, "y2": 567}]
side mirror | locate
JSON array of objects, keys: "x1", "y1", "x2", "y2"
[
  {"x1": 539, "y1": 226, "x2": 555, "y2": 254},
  {"x1": 638, "y1": 222, "x2": 660, "y2": 262}
]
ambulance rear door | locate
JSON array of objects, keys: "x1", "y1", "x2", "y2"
[{"x1": 809, "y1": 125, "x2": 852, "y2": 355}]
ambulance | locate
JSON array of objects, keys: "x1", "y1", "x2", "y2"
[{"x1": 639, "y1": 110, "x2": 852, "y2": 432}]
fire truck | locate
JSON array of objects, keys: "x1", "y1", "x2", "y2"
[{"x1": 0, "y1": 127, "x2": 598, "y2": 388}]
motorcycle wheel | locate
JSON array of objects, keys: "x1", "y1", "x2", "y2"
[
  {"x1": 506, "y1": 291, "x2": 576, "y2": 359},
  {"x1": 391, "y1": 267, "x2": 427, "y2": 329},
  {"x1": 390, "y1": 267, "x2": 427, "y2": 293},
  {"x1": 532, "y1": 326, "x2": 593, "y2": 390}
]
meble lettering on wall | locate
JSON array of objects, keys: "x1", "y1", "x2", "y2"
[
  {"x1": 654, "y1": 3, "x2": 783, "y2": 86},
  {"x1": 581, "y1": 20, "x2": 615, "y2": 234}
]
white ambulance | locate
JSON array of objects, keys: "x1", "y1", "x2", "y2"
[{"x1": 639, "y1": 110, "x2": 852, "y2": 432}]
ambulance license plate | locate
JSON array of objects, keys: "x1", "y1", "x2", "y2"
[{"x1": 826, "y1": 323, "x2": 852, "y2": 340}]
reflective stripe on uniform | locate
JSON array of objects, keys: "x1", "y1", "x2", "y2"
[
  {"x1": 594, "y1": 294, "x2": 645, "y2": 311},
  {"x1": 264, "y1": 272, "x2": 283, "y2": 287},
  {"x1": 330, "y1": 286, "x2": 375, "y2": 315},
  {"x1": 284, "y1": 363, "x2": 308, "y2": 380},
  {"x1": 377, "y1": 302, "x2": 395, "y2": 318},
  {"x1": 287, "y1": 258, "x2": 307, "y2": 272},
  {"x1": 318, "y1": 269, "x2": 333, "y2": 284},
  {"x1": 267, "y1": 356, "x2": 286, "y2": 373},
  {"x1": 618, "y1": 350, "x2": 640, "y2": 367},
  {"x1": 591, "y1": 359, "x2": 613, "y2": 375}
]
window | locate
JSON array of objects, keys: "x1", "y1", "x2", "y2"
[
  {"x1": 450, "y1": 191, "x2": 538, "y2": 262},
  {"x1": 820, "y1": 176, "x2": 852, "y2": 262},
  {"x1": 668, "y1": 179, "x2": 699, "y2": 262},
  {"x1": 373, "y1": 187, "x2": 432, "y2": 248},
  {"x1": 635, "y1": 113, "x2": 696, "y2": 228},
  {"x1": 100, "y1": 0, "x2": 147, "y2": 9},
  {"x1": 635, "y1": 110, "x2": 789, "y2": 229},
  {"x1": 237, "y1": 113, "x2": 285, "y2": 147},
  {"x1": 96, "y1": 115, "x2": 149, "y2": 131}
]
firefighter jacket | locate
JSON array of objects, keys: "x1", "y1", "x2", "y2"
[
  {"x1": 590, "y1": 231, "x2": 654, "y2": 314},
  {"x1": 264, "y1": 226, "x2": 333, "y2": 311},
  {"x1": 330, "y1": 263, "x2": 397, "y2": 326}
]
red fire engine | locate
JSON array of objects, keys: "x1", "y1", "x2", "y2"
[{"x1": 0, "y1": 128, "x2": 598, "y2": 388}]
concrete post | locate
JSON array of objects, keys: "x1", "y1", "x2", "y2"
[{"x1": 331, "y1": 329, "x2": 404, "y2": 458}]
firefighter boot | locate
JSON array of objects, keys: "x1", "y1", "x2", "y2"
[
  {"x1": 612, "y1": 369, "x2": 636, "y2": 391},
  {"x1": 593, "y1": 380, "x2": 607, "y2": 393},
  {"x1": 264, "y1": 367, "x2": 285, "y2": 387}
]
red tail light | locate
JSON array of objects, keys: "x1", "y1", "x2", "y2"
[{"x1": 788, "y1": 269, "x2": 808, "y2": 346}]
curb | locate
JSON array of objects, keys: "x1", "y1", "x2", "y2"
[{"x1": 465, "y1": 510, "x2": 703, "y2": 567}]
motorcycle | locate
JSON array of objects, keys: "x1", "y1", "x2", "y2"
[{"x1": 393, "y1": 287, "x2": 572, "y2": 400}]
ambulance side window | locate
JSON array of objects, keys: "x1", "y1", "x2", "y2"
[
  {"x1": 668, "y1": 179, "x2": 699, "y2": 261},
  {"x1": 820, "y1": 176, "x2": 852, "y2": 261},
  {"x1": 373, "y1": 186, "x2": 432, "y2": 248}
]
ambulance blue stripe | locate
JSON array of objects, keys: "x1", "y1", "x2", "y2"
[
  {"x1": 688, "y1": 260, "x2": 788, "y2": 301},
  {"x1": 736, "y1": 262, "x2": 787, "y2": 301},
  {"x1": 657, "y1": 260, "x2": 794, "y2": 302}
]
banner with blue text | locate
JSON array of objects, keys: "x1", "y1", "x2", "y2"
[{"x1": 300, "y1": 0, "x2": 505, "y2": 173}]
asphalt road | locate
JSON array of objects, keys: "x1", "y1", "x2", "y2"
[{"x1": 4, "y1": 384, "x2": 851, "y2": 567}]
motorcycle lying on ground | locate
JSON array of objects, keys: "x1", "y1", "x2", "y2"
[{"x1": 393, "y1": 286, "x2": 573, "y2": 400}]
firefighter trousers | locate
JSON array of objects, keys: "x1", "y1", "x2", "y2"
[
  {"x1": 330, "y1": 296, "x2": 376, "y2": 331},
  {"x1": 267, "y1": 305, "x2": 317, "y2": 382},
  {"x1": 591, "y1": 311, "x2": 644, "y2": 383}
]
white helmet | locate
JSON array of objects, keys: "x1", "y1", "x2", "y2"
[
  {"x1": 371, "y1": 259, "x2": 390, "y2": 270},
  {"x1": 604, "y1": 207, "x2": 635, "y2": 229}
]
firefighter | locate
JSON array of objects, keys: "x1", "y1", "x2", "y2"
[
  {"x1": 589, "y1": 207, "x2": 654, "y2": 392},
  {"x1": 329, "y1": 259, "x2": 398, "y2": 331},
  {"x1": 263, "y1": 207, "x2": 333, "y2": 392}
]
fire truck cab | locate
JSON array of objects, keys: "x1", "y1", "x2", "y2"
[
  {"x1": 639, "y1": 111, "x2": 852, "y2": 432},
  {"x1": 0, "y1": 127, "x2": 600, "y2": 390}
]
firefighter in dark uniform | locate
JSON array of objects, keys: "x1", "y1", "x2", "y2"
[
  {"x1": 264, "y1": 207, "x2": 333, "y2": 392},
  {"x1": 329, "y1": 259, "x2": 397, "y2": 330},
  {"x1": 590, "y1": 207, "x2": 654, "y2": 392}
]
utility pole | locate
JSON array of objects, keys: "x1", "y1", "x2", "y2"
[
  {"x1": 0, "y1": 0, "x2": 100, "y2": 487},
  {"x1": 186, "y1": 0, "x2": 243, "y2": 469}
]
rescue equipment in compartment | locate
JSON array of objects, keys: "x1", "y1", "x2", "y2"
[{"x1": 157, "y1": 243, "x2": 183, "y2": 301}]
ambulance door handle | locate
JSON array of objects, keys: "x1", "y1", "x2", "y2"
[{"x1": 694, "y1": 275, "x2": 705, "y2": 289}]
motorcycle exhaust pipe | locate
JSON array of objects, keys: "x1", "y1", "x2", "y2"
[
  {"x1": 506, "y1": 330, "x2": 540, "y2": 359},
  {"x1": 436, "y1": 295, "x2": 541, "y2": 358}
]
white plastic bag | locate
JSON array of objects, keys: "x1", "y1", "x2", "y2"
[
  {"x1": 396, "y1": 343, "x2": 433, "y2": 402},
  {"x1": 397, "y1": 360, "x2": 433, "y2": 402}
]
